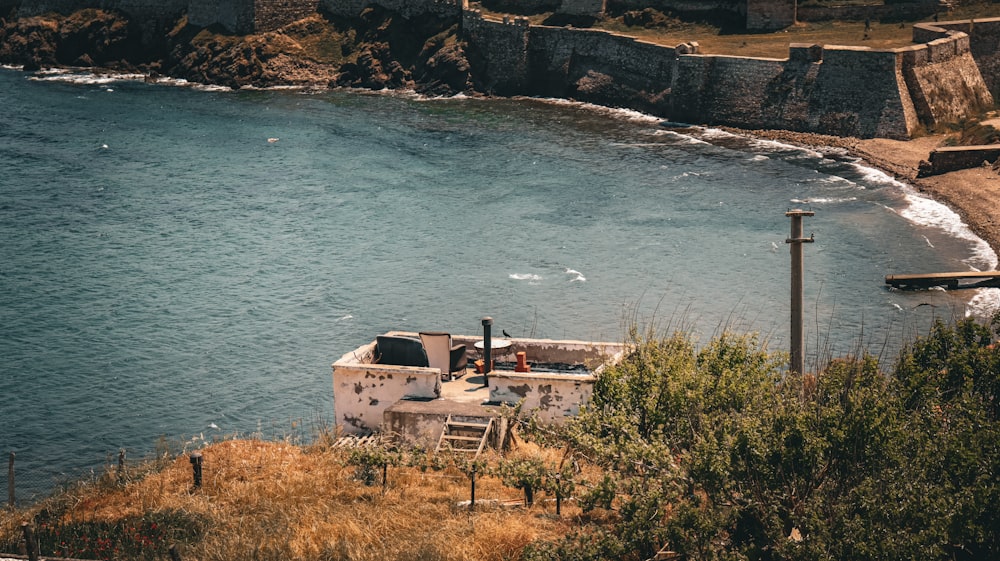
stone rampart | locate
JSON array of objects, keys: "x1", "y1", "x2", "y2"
[
  {"x1": 526, "y1": 24, "x2": 674, "y2": 109},
  {"x1": 926, "y1": 144, "x2": 1000, "y2": 175},
  {"x1": 462, "y1": 10, "x2": 530, "y2": 94},
  {"x1": 917, "y1": 18, "x2": 1000, "y2": 100},
  {"x1": 797, "y1": 1, "x2": 938, "y2": 23},
  {"x1": 16, "y1": 0, "x2": 186, "y2": 23},
  {"x1": 321, "y1": 0, "x2": 460, "y2": 19},
  {"x1": 188, "y1": 0, "x2": 254, "y2": 33},
  {"x1": 256, "y1": 0, "x2": 319, "y2": 31},
  {"x1": 745, "y1": 0, "x2": 794, "y2": 31}
]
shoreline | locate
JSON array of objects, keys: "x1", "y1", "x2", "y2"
[
  {"x1": 9, "y1": 63, "x2": 1000, "y2": 261},
  {"x1": 740, "y1": 128, "x2": 1000, "y2": 261}
]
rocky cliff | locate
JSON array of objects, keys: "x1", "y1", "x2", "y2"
[{"x1": 0, "y1": 6, "x2": 995, "y2": 139}]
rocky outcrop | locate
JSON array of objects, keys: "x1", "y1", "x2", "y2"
[
  {"x1": 0, "y1": 8, "x2": 475, "y2": 93},
  {"x1": 0, "y1": 9, "x2": 143, "y2": 70}
]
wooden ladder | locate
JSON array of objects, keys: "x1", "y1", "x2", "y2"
[{"x1": 435, "y1": 414, "x2": 493, "y2": 458}]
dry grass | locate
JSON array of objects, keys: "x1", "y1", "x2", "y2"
[{"x1": 1, "y1": 438, "x2": 595, "y2": 561}]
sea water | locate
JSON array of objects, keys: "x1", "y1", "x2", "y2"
[{"x1": 1, "y1": 67, "x2": 996, "y2": 498}]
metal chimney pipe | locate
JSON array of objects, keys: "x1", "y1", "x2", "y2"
[{"x1": 482, "y1": 317, "x2": 493, "y2": 387}]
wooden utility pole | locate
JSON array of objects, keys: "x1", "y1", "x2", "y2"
[
  {"x1": 7, "y1": 452, "x2": 14, "y2": 508},
  {"x1": 786, "y1": 210, "x2": 814, "y2": 375}
]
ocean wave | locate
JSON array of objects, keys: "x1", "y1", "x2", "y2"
[
  {"x1": 28, "y1": 68, "x2": 146, "y2": 85},
  {"x1": 525, "y1": 96, "x2": 662, "y2": 125},
  {"x1": 509, "y1": 273, "x2": 542, "y2": 282},
  {"x1": 789, "y1": 196, "x2": 858, "y2": 204},
  {"x1": 565, "y1": 268, "x2": 586, "y2": 282},
  {"x1": 967, "y1": 289, "x2": 1000, "y2": 318},
  {"x1": 898, "y1": 189, "x2": 997, "y2": 271},
  {"x1": 695, "y1": 127, "x2": 827, "y2": 159}
]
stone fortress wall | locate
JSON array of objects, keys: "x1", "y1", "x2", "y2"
[
  {"x1": 462, "y1": 8, "x2": 996, "y2": 138},
  {"x1": 4, "y1": 0, "x2": 997, "y2": 139}
]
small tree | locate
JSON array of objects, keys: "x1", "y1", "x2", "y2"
[{"x1": 497, "y1": 456, "x2": 547, "y2": 506}]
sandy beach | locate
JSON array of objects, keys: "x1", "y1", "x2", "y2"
[{"x1": 743, "y1": 128, "x2": 1000, "y2": 258}]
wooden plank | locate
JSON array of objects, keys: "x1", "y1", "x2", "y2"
[
  {"x1": 885, "y1": 271, "x2": 1000, "y2": 290},
  {"x1": 442, "y1": 435, "x2": 483, "y2": 442},
  {"x1": 447, "y1": 421, "x2": 491, "y2": 429},
  {"x1": 887, "y1": 271, "x2": 1000, "y2": 281}
]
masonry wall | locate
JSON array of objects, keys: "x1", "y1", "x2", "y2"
[
  {"x1": 526, "y1": 24, "x2": 674, "y2": 111},
  {"x1": 901, "y1": 31, "x2": 993, "y2": 126},
  {"x1": 255, "y1": 0, "x2": 319, "y2": 31},
  {"x1": 188, "y1": 0, "x2": 255, "y2": 33},
  {"x1": 922, "y1": 18, "x2": 1000, "y2": 100},
  {"x1": 16, "y1": 0, "x2": 187, "y2": 23},
  {"x1": 927, "y1": 144, "x2": 1000, "y2": 174},
  {"x1": 321, "y1": 0, "x2": 460, "y2": 19},
  {"x1": 462, "y1": 10, "x2": 531, "y2": 94},
  {"x1": 797, "y1": 0, "x2": 938, "y2": 24},
  {"x1": 745, "y1": 0, "x2": 794, "y2": 31},
  {"x1": 810, "y1": 46, "x2": 918, "y2": 138}
]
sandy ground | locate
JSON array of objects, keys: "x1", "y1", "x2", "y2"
[{"x1": 746, "y1": 129, "x2": 1000, "y2": 258}]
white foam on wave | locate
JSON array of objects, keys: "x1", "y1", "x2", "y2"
[
  {"x1": 509, "y1": 273, "x2": 542, "y2": 282},
  {"x1": 804, "y1": 175, "x2": 864, "y2": 190},
  {"x1": 871, "y1": 169, "x2": 1000, "y2": 317},
  {"x1": 696, "y1": 127, "x2": 827, "y2": 159},
  {"x1": 844, "y1": 159, "x2": 904, "y2": 188},
  {"x1": 789, "y1": 196, "x2": 858, "y2": 204},
  {"x1": 565, "y1": 268, "x2": 586, "y2": 282},
  {"x1": 526, "y1": 96, "x2": 662, "y2": 126},
  {"x1": 29, "y1": 69, "x2": 146, "y2": 85},
  {"x1": 898, "y1": 189, "x2": 997, "y2": 271}
]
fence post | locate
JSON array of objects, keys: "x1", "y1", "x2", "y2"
[
  {"x1": 21, "y1": 522, "x2": 38, "y2": 561},
  {"x1": 469, "y1": 465, "x2": 476, "y2": 513},
  {"x1": 117, "y1": 448, "x2": 126, "y2": 484},
  {"x1": 7, "y1": 452, "x2": 14, "y2": 508},
  {"x1": 189, "y1": 452, "x2": 203, "y2": 488},
  {"x1": 555, "y1": 474, "x2": 561, "y2": 516}
]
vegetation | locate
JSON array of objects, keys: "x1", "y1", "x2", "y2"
[
  {"x1": 2, "y1": 316, "x2": 998, "y2": 560},
  {"x1": 524, "y1": 319, "x2": 999, "y2": 560}
]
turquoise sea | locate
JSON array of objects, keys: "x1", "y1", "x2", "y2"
[{"x1": 1, "y1": 66, "x2": 996, "y2": 498}]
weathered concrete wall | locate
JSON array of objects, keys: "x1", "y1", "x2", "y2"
[
  {"x1": 383, "y1": 399, "x2": 500, "y2": 446},
  {"x1": 745, "y1": 0, "x2": 794, "y2": 31},
  {"x1": 332, "y1": 340, "x2": 442, "y2": 434},
  {"x1": 927, "y1": 144, "x2": 1000, "y2": 175},
  {"x1": 449, "y1": 334, "x2": 624, "y2": 367},
  {"x1": 901, "y1": 33, "x2": 993, "y2": 127},
  {"x1": 489, "y1": 370, "x2": 595, "y2": 422}
]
